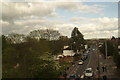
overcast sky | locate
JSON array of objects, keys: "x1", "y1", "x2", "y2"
[{"x1": 1, "y1": 1, "x2": 118, "y2": 39}]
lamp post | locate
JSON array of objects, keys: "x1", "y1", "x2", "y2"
[
  {"x1": 95, "y1": 31, "x2": 100, "y2": 79},
  {"x1": 105, "y1": 40, "x2": 107, "y2": 73},
  {"x1": 97, "y1": 41, "x2": 100, "y2": 79},
  {"x1": 105, "y1": 40, "x2": 107, "y2": 63}
]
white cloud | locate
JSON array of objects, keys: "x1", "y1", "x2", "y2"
[
  {"x1": 1, "y1": 2, "x2": 118, "y2": 39},
  {"x1": 2, "y1": 2, "x2": 56, "y2": 23},
  {"x1": 1, "y1": 20, "x2": 10, "y2": 25},
  {"x1": 69, "y1": 17, "x2": 118, "y2": 38},
  {"x1": 55, "y1": 2, "x2": 103, "y2": 13},
  {"x1": 2, "y1": 17, "x2": 118, "y2": 39},
  {"x1": 2, "y1": 2, "x2": 103, "y2": 23},
  {"x1": 70, "y1": 17, "x2": 118, "y2": 32}
]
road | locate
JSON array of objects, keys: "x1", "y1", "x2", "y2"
[{"x1": 66, "y1": 45, "x2": 99, "y2": 78}]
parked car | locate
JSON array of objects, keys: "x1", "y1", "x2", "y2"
[
  {"x1": 78, "y1": 60, "x2": 84, "y2": 65},
  {"x1": 70, "y1": 74, "x2": 78, "y2": 78},
  {"x1": 81, "y1": 56, "x2": 87, "y2": 61},
  {"x1": 83, "y1": 53, "x2": 88, "y2": 57},
  {"x1": 84, "y1": 68, "x2": 94, "y2": 77},
  {"x1": 81, "y1": 54, "x2": 88, "y2": 61},
  {"x1": 86, "y1": 50, "x2": 89, "y2": 53}
]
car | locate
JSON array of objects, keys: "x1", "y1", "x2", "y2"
[
  {"x1": 81, "y1": 56, "x2": 87, "y2": 61},
  {"x1": 70, "y1": 74, "x2": 78, "y2": 78},
  {"x1": 78, "y1": 60, "x2": 84, "y2": 65},
  {"x1": 83, "y1": 53, "x2": 88, "y2": 57},
  {"x1": 86, "y1": 50, "x2": 89, "y2": 53},
  {"x1": 82, "y1": 54, "x2": 88, "y2": 59},
  {"x1": 84, "y1": 68, "x2": 94, "y2": 77}
]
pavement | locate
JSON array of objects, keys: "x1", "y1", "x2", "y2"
[{"x1": 98, "y1": 50, "x2": 120, "y2": 78}]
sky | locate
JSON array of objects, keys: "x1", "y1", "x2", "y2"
[{"x1": 1, "y1": 1, "x2": 119, "y2": 39}]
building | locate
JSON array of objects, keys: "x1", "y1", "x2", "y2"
[
  {"x1": 63, "y1": 50, "x2": 75, "y2": 56},
  {"x1": 55, "y1": 46, "x2": 75, "y2": 63}
]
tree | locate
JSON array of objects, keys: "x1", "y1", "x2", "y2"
[
  {"x1": 2, "y1": 35, "x2": 10, "y2": 54},
  {"x1": 113, "y1": 45, "x2": 120, "y2": 69},
  {"x1": 99, "y1": 39, "x2": 120, "y2": 69},
  {"x1": 6, "y1": 33, "x2": 26, "y2": 44},
  {"x1": 99, "y1": 40, "x2": 115, "y2": 57},
  {"x1": 2, "y1": 29, "x2": 70, "y2": 78},
  {"x1": 29, "y1": 29, "x2": 61, "y2": 41},
  {"x1": 2, "y1": 37, "x2": 61, "y2": 78},
  {"x1": 71, "y1": 27, "x2": 85, "y2": 52}
]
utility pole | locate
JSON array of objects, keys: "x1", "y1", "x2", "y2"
[
  {"x1": 95, "y1": 31, "x2": 100, "y2": 79},
  {"x1": 97, "y1": 42, "x2": 100, "y2": 79},
  {"x1": 105, "y1": 40, "x2": 107, "y2": 64},
  {"x1": 105, "y1": 40, "x2": 108, "y2": 74}
]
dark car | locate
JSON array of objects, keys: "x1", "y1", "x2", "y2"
[{"x1": 81, "y1": 56, "x2": 87, "y2": 61}]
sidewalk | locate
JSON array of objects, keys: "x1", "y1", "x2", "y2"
[{"x1": 98, "y1": 51, "x2": 120, "y2": 78}]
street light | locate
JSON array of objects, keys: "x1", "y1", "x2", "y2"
[
  {"x1": 95, "y1": 31, "x2": 100, "y2": 79},
  {"x1": 96, "y1": 42, "x2": 100, "y2": 79},
  {"x1": 105, "y1": 40, "x2": 108, "y2": 73},
  {"x1": 105, "y1": 40, "x2": 107, "y2": 62}
]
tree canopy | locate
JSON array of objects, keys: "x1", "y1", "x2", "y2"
[{"x1": 71, "y1": 27, "x2": 85, "y2": 52}]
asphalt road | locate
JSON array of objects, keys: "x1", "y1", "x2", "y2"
[{"x1": 67, "y1": 45, "x2": 99, "y2": 78}]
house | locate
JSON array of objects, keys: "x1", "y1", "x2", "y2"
[
  {"x1": 58, "y1": 50, "x2": 75, "y2": 63},
  {"x1": 63, "y1": 50, "x2": 75, "y2": 56},
  {"x1": 55, "y1": 45, "x2": 75, "y2": 63}
]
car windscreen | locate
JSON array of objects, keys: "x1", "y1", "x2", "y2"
[{"x1": 86, "y1": 70, "x2": 92, "y2": 73}]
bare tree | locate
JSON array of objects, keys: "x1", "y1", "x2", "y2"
[
  {"x1": 6, "y1": 33, "x2": 26, "y2": 43},
  {"x1": 29, "y1": 29, "x2": 61, "y2": 41}
]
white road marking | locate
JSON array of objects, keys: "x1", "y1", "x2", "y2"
[
  {"x1": 86, "y1": 51, "x2": 92, "y2": 68},
  {"x1": 80, "y1": 75, "x2": 84, "y2": 78},
  {"x1": 68, "y1": 48, "x2": 94, "y2": 78},
  {"x1": 67, "y1": 61, "x2": 79, "y2": 77},
  {"x1": 79, "y1": 50, "x2": 93, "y2": 78}
]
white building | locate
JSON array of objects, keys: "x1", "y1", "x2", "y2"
[{"x1": 63, "y1": 50, "x2": 75, "y2": 56}]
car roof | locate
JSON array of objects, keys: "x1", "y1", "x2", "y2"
[{"x1": 86, "y1": 68, "x2": 92, "y2": 70}]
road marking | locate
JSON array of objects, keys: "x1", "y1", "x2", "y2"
[
  {"x1": 78, "y1": 50, "x2": 93, "y2": 79},
  {"x1": 86, "y1": 51, "x2": 92, "y2": 68},
  {"x1": 67, "y1": 61, "x2": 79, "y2": 77},
  {"x1": 69, "y1": 64, "x2": 79, "y2": 75},
  {"x1": 80, "y1": 75, "x2": 84, "y2": 78},
  {"x1": 67, "y1": 48, "x2": 94, "y2": 78}
]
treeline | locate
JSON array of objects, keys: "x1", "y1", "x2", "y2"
[
  {"x1": 99, "y1": 37, "x2": 120, "y2": 69},
  {"x1": 2, "y1": 35, "x2": 70, "y2": 78},
  {"x1": 2, "y1": 27, "x2": 85, "y2": 78}
]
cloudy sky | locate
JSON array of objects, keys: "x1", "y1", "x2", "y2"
[{"x1": 1, "y1": 1, "x2": 118, "y2": 39}]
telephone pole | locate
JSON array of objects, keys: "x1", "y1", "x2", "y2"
[
  {"x1": 105, "y1": 40, "x2": 107, "y2": 64},
  {"x1": 97, "y1": 42, "x2": 100, "y2": 79}
]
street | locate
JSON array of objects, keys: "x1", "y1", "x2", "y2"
[
  {"x1": 66, "y1": 45, "x2": 99, "y2": 78},
  {"x1": 67, "y1": 46, "x2": 118, "y2": 78}
]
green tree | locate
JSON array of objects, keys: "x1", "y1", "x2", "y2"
[
  {"x1": 113, "y1": 46, "x2": 120, "y2": 69},
  {"x1": 71, "y1": 27, "x2": 85, "y2": 52},
  {"x1": 2, "y1": 37, "x2": 61, "y2": 78},
  {"x1": 99, "y1": 39, "x2": 120, "y2": 69},
  {"x1": 99, "y1": 40, "x2": 114, "y2": 57},
  {"x1": 2, "y1": 35, "x2": 9, "y2": 54}
]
